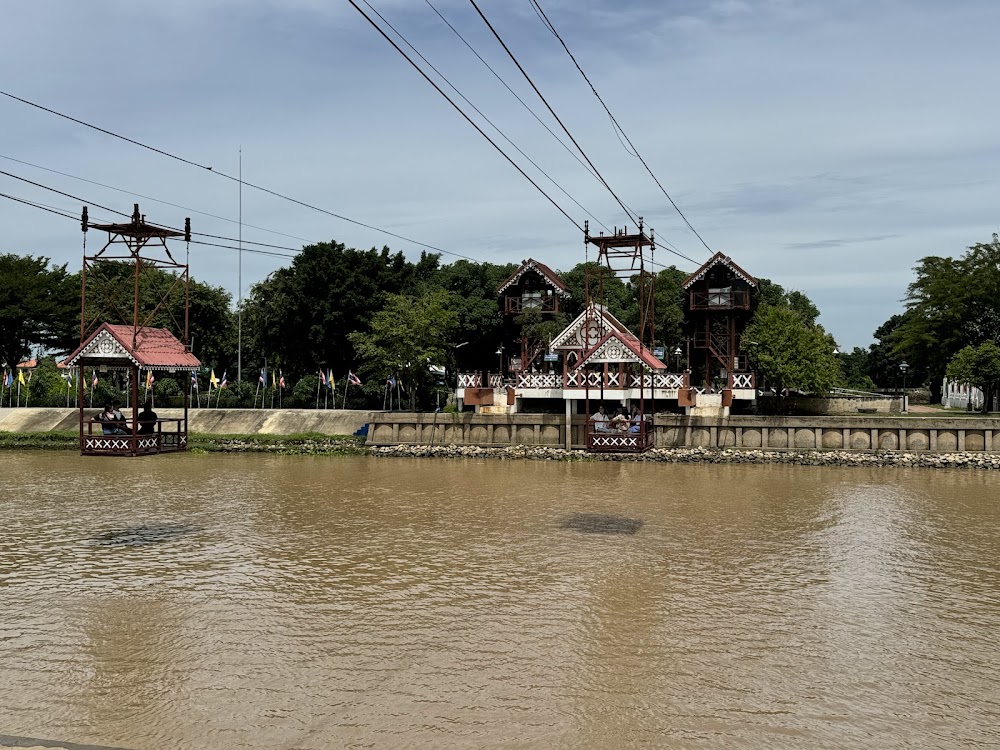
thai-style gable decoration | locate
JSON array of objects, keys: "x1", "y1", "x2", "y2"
[
  {"x1": 66, "y1": 323, "x2": 200, "y2": 371},
  {"x1": 550, "y1": 303, "x2": 628, "y2": 351},
  {"x1": 575, "y1": 329, "x2": 667, "y2": 371},
  {"x1": 497, "y1": 258, "x2": 568, "y2": 315},
  {"x1": 682, "y1": 252, "x2": 757, "y2": 291}
]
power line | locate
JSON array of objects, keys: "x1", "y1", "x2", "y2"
[
  {"x1": 0, "y1": 89, "x2": 484, "y2": 263},
  {"x1": 423, "y1": 0, "x2": 604, "y2": 186},
  {"x1": 0, "y1": 168, "x2": 128, "y2": 218},
  {"x1": 0, "y1": 191, "x2": 77, "y2": 220},
  {"x1": 347, "y1": 0, "x2": 584, "y2": 232},
  {"x1": 360, "y1": 0, "x2": 610, "y2": 232},
  {"x1": 528, "y1": 0, "x2": 715, "y2": 256},
  {"x1": 467, "y1": 0, "x2": 641, "y2": 228},
  {"x1": 0, "y1": 152, "x2": 315, "y2": 245},
  {"x1": 0, "y1": 189, "x2": 299, "y2": 261}
]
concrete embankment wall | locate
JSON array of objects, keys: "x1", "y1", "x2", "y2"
[
  {"x1": 367, "y1": 412, "x2": 1000, "y2": 453},
  {"x1": 0, "y1": 408, "x2": 375, "y2": 436}
]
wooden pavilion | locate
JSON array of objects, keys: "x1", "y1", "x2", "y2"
[
  {"x1": 66, "y1": 323, "x2": 200, "y2": 455},
  {"x1": 70, "y1": 203, "x2": 200, "y2": 456}
]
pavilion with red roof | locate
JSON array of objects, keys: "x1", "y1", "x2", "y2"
[{"x1": 65, "y1": 323, "x2": 200, "y2": 456}]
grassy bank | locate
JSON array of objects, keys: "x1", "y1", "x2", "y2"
[{"x1": 0, "y1": 431, "x2": 366, "y2": 455}]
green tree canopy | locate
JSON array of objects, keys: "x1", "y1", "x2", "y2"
[
  {"x1": 892, "y1": 234, "x2": 1000, "y2": 401},
  {"x1": 744, "y1": 306, "x2": 841, "y2": 393},
  {"x1": 945, "y1": 341, "x2": 1000, "y2": 413},
  {"x1": 0, "y1": 254, "x2": 77, "y2": 368},
  {"x1": 244, "y1": 242, "x2": 435, "y2": 378},
  {"x1": 348, "y1": 288, "x2": 457, "y2": 409}
]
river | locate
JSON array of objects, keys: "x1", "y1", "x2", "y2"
[{"x1": 1, "y1": 452, "x2": 998, "y2": 749}]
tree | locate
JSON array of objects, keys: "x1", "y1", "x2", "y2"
[
  {"x1": 431, "y1": 259, "x2": 514, "y2": 374},
  {"x1": 743, "y1": 306, "x2": 841, "y2": 393},
  {"x1": 244, "y1": 242, "x2": 431, "y2": 380},
  {"x1": 0, "y1": 254, "x2": 77, "y2": 368},
  {"x1": 348, "y1": 289, "x2": 457, "y2": 410},
  {"x1": 945, "y1": 342, "x2": 1000, "y2": 413},
  {"x1": 838, "y1": 347, "x2": 877, "y2": 391},
  {"x1": 893, "y1": 234, "x2": 1000, "y2": 402},
  {"x1": 652, "y1": 266, "x2": 687, "y2": 349}
]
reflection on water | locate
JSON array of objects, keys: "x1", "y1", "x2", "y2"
[{"x1": 1, "y1": 453, "x2": 999, "y2": 749}]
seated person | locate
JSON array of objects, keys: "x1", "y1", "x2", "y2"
[
  {"x1": 591, "y1": 405, "x2": 610, "y2": 432},
  {"x1": 111, "y1": 402, "x2": 128, "y2": 432},
  {"x1": 137, "y1": 402, "x2": 158, "y2": 435},
  {"x1": 628, "y1": 406, "x2": 643, "y2": 434},
  {"x1": 609, "y1": 409, "x2": 629, "y2": 432},
  {"x1": 97, "y1": 404, "x2": 126, "y2": 435}
]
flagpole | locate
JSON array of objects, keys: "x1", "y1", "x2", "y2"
[
  {"x1": 315, "y1": 371, "x2": 321, "y2": 410},
  {"x1": 342, "y1": 378, "x2": 349, "y2": 409}
]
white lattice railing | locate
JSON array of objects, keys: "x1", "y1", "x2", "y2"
[
  {"x1": 517, "y1": 372, "x2": 562, "y2": 389},
  {"x1": 466, "y1": 370, "x2": 688, "y2": 390},
  {"x1": 730, "y1": 372, "x2": 755, "y2": 388}
]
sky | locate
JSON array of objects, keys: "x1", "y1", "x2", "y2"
[{"x1": 2, "y1": 0, "x2": 999, "y2": 349}]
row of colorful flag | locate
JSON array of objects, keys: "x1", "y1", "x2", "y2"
[
  {"x1": 0, "y1": 369, "x2": 30, "y2": 388},
  {"x1": 319, "y1": 370, "x2": 363, "y2": 389},
  {"x1": 1, "y1": 367, "x2": 378, "y2": 392}
]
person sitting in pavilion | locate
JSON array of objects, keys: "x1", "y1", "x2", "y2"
[
  {"x1": 137, "y1": 401, "x2": 158, "y2": 435},
  {"x1": 591, "y1": 405, "x2": 610, "y2": 433},
  {"x1": 97, "y1": 404, "x2": 126, "y2": 435},
  {"x1": 609, "y1": 408, "x2": 629, "y2": 432},
  {"x1": 628, "y1": 405, "x2": 643, "y2": 434}
]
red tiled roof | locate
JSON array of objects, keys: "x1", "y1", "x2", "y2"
[
  {"x1": 16, "y1": 359, "x2": 38, "y2": 369},
  {"x1": 682, "y1": 251, "x2": 757, "y2": 290},
  {"x1": 497, "y1": 258, "x2": 569, "y2": 295},
  {"x1": 65, "y1": 323, "x2": 200, "y2": 370}
]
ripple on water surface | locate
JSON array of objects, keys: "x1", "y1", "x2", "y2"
[{"x1": 1, "y1": 453, "x2": 999, "y2": 749}]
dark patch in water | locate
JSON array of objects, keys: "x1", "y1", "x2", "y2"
[
  {"x1": 91, "y1": 523, "x2": 200, "y2": 548},
  {"x1": 561, "y1": 513, "x2": 643, "y2": 535}
]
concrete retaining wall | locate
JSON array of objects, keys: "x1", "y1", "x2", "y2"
[
  {"x1": 0, "y1": 408, "x2": 375, "y2": 437},
  {"x1": 366, "y1": 412, "x2": 1000, "y2": 453}
]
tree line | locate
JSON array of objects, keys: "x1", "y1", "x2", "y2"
[{"x1": 4, "y1": 233, "x2": 998, "y2": 409}]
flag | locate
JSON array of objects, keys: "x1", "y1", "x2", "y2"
[
  {"x1": 348, "y1": 371, "x2": 362, "y2": 386},
  {"x1": 386, "y1": 375, "x2": 396, "y2": 389},
  {"x1": 145, "y1": 369, "x2": 154, "y2": 389},
  {"x1": 220, "y1": 370, "x2": 228, "y2": 388},
  {"x1": 1, "y1": 370, "x2": 7, "y2": 388},
  {"x1": 210, "y1": 369, "x2": 219, "y2": 387},
  {"x1": 319, "y1": 369, "x2": 327, "y2": 387},
  {"x1": 18, "y1": 369, "x2": 26, "y2": 386},
  {"x1": 279, "y1": 370, "x2": 285, "y2": 389},
  {"x1": 327, "y1": 369, "x2": 334, "y2": 390},
  {"x1": 259, "y1": 368, "x2": 266, "y2": 386},
  {"x1": 92, "y1": 370, "x2": 98, "y2": 390},
  {"x1": 191, "y1": 371, "x2": 199, "y2": 389},
  {"x1": 271, "y1": 370, "x2": 277, "y2": 388}
]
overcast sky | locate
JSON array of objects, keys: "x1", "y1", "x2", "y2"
[{"x1": 2, "y1": 0, "x2": 998, "y2": 348}]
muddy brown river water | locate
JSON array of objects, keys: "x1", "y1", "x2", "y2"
[{"x1": 1, "y1": 452, "x2": 999, "y2": 749}]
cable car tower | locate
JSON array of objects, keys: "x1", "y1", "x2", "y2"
[
  {"x1": 65, "y1": 204, "x2": 201, "y2": 456},
  {"x1": 580, "y1": 219, "x2": 664, "y2": 452}
]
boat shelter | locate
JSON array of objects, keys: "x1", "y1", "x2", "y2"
[{"x1": 65, "y1": 323, "x2": 200, "y2": 456}]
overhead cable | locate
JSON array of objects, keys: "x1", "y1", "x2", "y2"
[
  {"x1": 467, "y1": 0, "x2": 641, "y2": 228},
  {"x1": 360, "y1": 0, "x2": 609, "y2": 232},
  {"x1": 347, "y1": 0, "x2": 584, "y2": 232},
  {"x1": 0, "y1": 89, "x2": 484, "y2": 263},
  {"x1": 528, "y1": 0, "x2": 714, "y2": 256}
]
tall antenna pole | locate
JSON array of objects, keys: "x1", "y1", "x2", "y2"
[{"x1": 237, "y1": 147, "x2": 243, "y2": 382}]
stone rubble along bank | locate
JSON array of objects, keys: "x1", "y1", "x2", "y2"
[{"x1": 368, "y1": 444, "x2": 1000, "y2": 469}]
